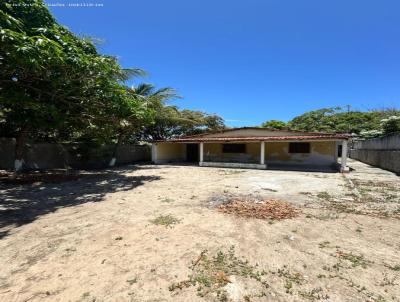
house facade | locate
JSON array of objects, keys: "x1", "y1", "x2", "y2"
[{"x1": 151, "y1": 128, "x2": 349, "y2": 172}]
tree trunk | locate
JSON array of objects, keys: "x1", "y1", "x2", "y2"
[
  {"x1": 109, "y1": 131, "x2": 124, "y2": 167},
  {"x1": 58, "y1": 142, "x2": 71, "y2": 174},
  {"x1": 14, "y1": 125, "x2": 29, "y2": 172}
]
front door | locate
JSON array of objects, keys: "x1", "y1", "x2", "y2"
[{"x1": 186, "y1": 143, "x2": 199, "y2": 162}]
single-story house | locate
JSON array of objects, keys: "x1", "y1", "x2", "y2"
[{"x1": 151, "y1": 127, "x2": 350, "y2": 172}]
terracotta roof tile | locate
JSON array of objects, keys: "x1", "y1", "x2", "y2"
[
  {"x1": 178, "y1": 127, "x2": 342, "y2": 138},
  {"x1": 153, "y1": 134, "x2": 349, "y2": 143}
]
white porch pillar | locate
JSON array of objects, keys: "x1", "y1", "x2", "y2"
[
  {"x1": 341, "y1": 140, "x2": 349, "y2": 172},
  {"x1": 260, "y1": 141, "x2": 265, "y2": 165},
  {"x1": 199, "y1": 142, "x2": 204, "y2": 163},
  {"x1": 151, "y1": 143, "x2": 157, "y2": 163}
]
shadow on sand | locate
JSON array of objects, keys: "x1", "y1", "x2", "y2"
[{"x1": 0, "y1": 167, "x2": 161, "y2": 239}]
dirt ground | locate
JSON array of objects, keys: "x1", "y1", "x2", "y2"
[{"x1": 0, "y1": 159, "x2": 399, "y2": 302}]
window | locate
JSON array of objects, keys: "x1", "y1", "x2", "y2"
[
  {"x1": 222, "y1": 143, "x2": 246, "y2": 153},
  {"x1": 289, "y1": 142, "x2": 310, "y2": 153}
]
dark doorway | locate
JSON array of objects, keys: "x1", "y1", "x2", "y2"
[
  {"x1": 338, "y1": 144, "x2": 342, "y2": 157},
  {"x1": 186, "y1": 144, "x2": 199, "y2": 162}
]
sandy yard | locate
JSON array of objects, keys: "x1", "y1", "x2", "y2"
[{"x1": 0, "y1": 159, "x2": 399, "y2": 302}]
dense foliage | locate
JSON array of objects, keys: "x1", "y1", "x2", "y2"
[
  {"x1": 260, "y1": 119, "x2": 286, "y2": 130},
  {"x1": 382, "y1": 116, "x2": 400, "y2": 135},
  {"x1": 261, "y1": 107, "x2": 400, "y2": 138},
  {"x1": 0, "y1": 0, "x2": 225, "y2": 170},
  {"x1": 141, "y1": 104, "x2": 225, "y2": 140}
]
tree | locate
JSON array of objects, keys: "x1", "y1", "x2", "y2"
[
  {"x1": 106, "y1": 83, "x2": 178, "y2": 166},
  {"x1": 0, "y1": 0, "x2": 139, "y2": 170},
  {"x1": 287, "y1": 108, "x2": 340, "y2": 132},
  {"x1": 178, "y1": 110, "x2": 225, "y2": 136},
  {"x1": 0, "y1": 0, "x2": 226, "y2": 171},
  {"x1": 287, "y1": 107, "x2": 400, "y2": 135},
  {"x1": 382, "y1": 116, "x2": 400, "y2": 135},
  {"x1": 261, "y1": 120, "x2": 287, "y2": 130},
  {"x1": 141, "y1": 104, "x2": 225, "y2": 140},
  {"x1": 359, "y1": 130, "x2": 383, "y2": 139}
]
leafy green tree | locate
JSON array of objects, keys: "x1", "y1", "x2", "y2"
[
  {"x1": 359, "y1": 130, "x2": 383, "y2": 139},
  {"x1": 178, "y1": 110, "x2": 225, "y2": 136},
  {"x1": 261, "y1": 120, "x2": 287, "y2": 130},
  {"x1": 0, "y1": 0, "x2": 141, "y2": 170},
  {"x1": 106, "y1": 84, "x2": 179, "y2": 166},
  {"x1": 287, "y1": 108, "x2": 340, "y2": 132},
  {"x1": 382, "y1": 116, "x2": 400, "y2": 135},
  {"x1": 287, "y1": 107, "x2": 400, "y2": 135},
  {"x1": 141, "y1": 104, "x2": 225, "y2": 140}
]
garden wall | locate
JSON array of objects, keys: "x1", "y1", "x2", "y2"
[
  {"x1": 0, "y1": 138, "x2": 151, "y2": 170},
  {"x1": 350, "y1": 133, "x2": 400, "y2": 174}
]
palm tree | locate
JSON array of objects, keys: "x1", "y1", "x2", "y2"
[{"x1": 108, "y1": 83, "x2": 180, "y2": 166}]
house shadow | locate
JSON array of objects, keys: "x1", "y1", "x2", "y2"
[
  {"x1": 0, "y1": 169, "x2": 161, "y2": 239},
  {"x1": 266, "y1": 164, "x2": 340, "y2": 173}
]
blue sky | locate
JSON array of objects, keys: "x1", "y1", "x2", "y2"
[{"x1": 47, "y1": 0, "x2": 400, "y2": 127}]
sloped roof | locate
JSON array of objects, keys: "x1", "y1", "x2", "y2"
[
  {"x1": 179, "y1": 127, "x2": 341, "y2": 138},
  {"x1": 152, "y1": 127, "x2": 349, "y2": 142}
]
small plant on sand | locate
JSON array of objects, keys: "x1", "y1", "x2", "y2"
[
  {"x1": 169, "y1": 246, "x2": 269, "y2": 300},
  {"x1": 150, "y1": 214, "x2": 181, "y2": 228},
  {"x1": 270, "y1": 265, "x2": 306, "y2": 296},
  {"x1": 318, "y1": 241, "x2": 331, "y2": 249},
  {"x1": 160, "y1": 198, "x2": 174, "y2": 203},
  {"x1": 127, "y1": 277, "x2": 138, "y2": 285},
  {"x1": 299, "y1": 287, "x2": 329, "y2": 300},
  {"x1": 275, "y1": 266, "x2": 304, "y2": 285},
  {"x1": 337, "y1": 251, "x2": 371, "y2": 269},
  {"x1": 284, "y1": 279, "x2": 293, "y2": 294},
  {"x1": 316, "y1": 192, "x2": 332, "y2": 200},
  {"x1": 384, "y1": 263, "x2": 400, "y2": 271}
]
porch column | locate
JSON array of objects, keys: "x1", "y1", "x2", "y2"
[
  {"x1": 199, "y1": 142, "x2": 204, "y2": 163},
  {"x1": 341, "y1": 140, "x2": 349, "y2": 172},
  {"x1": 260, "y1": 141, "x2": 265, "y2": 165},
  {"x1": 151, "y1": 143, "x2": 157, "y2": 163}
]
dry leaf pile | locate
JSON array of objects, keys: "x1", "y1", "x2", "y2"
[{"x1": 218, "y1": 197, "x2": 299, "y2": 220}]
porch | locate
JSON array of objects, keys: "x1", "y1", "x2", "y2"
[{"x1": 151, "y1": 140, "x2": 349, "y2": 172}]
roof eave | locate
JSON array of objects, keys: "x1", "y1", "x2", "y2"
[{"x1": 151, "y1": 135, "x2": 349, "y2": 143}]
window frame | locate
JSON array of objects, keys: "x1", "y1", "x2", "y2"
[
  {"x1": 222, "y1": 143, "x2": 246, "y2": 154},
  {"x1": 288, "y1": 142, "x2": 311, "y2": 154}
]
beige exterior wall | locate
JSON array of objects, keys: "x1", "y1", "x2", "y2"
[
  {"x1": 203, "y1": 142, "x2": 260, "y2": 163},
  {"x1": 266, "y1": 141, "x2": 337, "y2": 165},
  {"x1": 153, "y1": 142, "x2": 186, "y2": 163},
  {"x1": 152, "y1": 140, "x2": 338, "y2": 166},
  {"x1": 205, "y1": 128, "x2": 318, "y2": 138}
]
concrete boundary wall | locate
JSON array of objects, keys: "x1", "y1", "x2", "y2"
[
  {"x1": 350, "y1": 150, "x2": 400, "y2": 174},
  {"x1": 350, "y1": 133, "x2": 400, "y2": 174},
  {"x1": 352, "y1": 133, "x2": 400, "y2": 150},
  {"x1": 0, "y1": 138, "x2": 151, "y2": 170}
]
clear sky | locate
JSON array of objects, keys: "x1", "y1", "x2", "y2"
[{"x1": 46, "y1": 0, "x2": 400, "y2": 127}]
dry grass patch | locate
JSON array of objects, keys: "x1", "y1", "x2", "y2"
[
  {"x1": 336, "y1": 250, "x2": 372, "y2": 269},
  {"x1": 315, "y1": 184, "x2": 400, "y2": 219},
  {"x1": 169, "y1": 246, "x2": 269, "y2": 301},
  {"x1": 150, "y1": 214, "x2": 181, "y2": 228}
]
